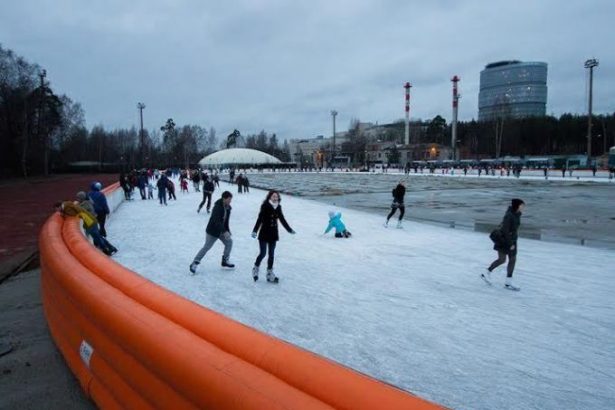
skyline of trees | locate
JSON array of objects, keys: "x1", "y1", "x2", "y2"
[{"x1": 2, "y1": 44, "x2": 613, "y2": 177}]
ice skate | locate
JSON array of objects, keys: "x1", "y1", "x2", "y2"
[
  {"x1": 504, "y1": 277, "x2": 520, "y2": 291},
  {"x1": 189, "y1": 261, "x2": 199, "y2": 275},
  {"x1": 252, "y1": 265, "x2": 259, "y2": 281},
  {"x1": 266, "y1": 269, "x2": 279, "y2": 283},
  {"x1": 396, "y1": 220, "x2": 403, "y2": 229},
  {"x1": 480, "y1": 269, "x2": 492, "y2": 285},
  {"x1": 221, "y1": 256, "x2": 235, "y2": 269}
]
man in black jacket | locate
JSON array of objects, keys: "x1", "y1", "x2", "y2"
[
  {"x1": 190, "y1": 191, "x2": 234, "y2": 274},
  {"x1": 385, "y1": 181, "x2": 406, "y2": 228},
  {"x1": 482, "y1": 198, "x2": 524, "y2": 291}
]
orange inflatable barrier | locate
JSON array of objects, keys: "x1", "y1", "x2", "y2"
[{"x1": 39, "y1": 183, "x2": 445, "y2": 409}]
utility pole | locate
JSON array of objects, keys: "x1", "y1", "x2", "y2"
[
  {"x1": 38, "y1": 69, "x2": 48, "y2": 175},
  {"x1": 451, "y1": 76, "x2": 460, "y2": 161},
  {"x1": 404, "y1": 82, "x2": 412, "y2": 145},
  {"x1": 584, "y1": 58, "x2": 599, "y2": 159},
  {"x1": 137, "y1": 102, "x2": 146, "y2": 167},
  {"x1": 331, "y1": 110, "x2": 337, "y2": 167}
]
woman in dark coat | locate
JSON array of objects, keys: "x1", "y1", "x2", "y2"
[
  {"x1": 251, "y1": 190, "x2": 295, "y2": 283},
  {"x1": 482, "y1": 198, "x2": 525, "y2": 291}
]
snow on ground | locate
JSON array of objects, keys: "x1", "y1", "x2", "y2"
[{"x1": 108, "y1": 180, "x2": 615, "y2": 410}]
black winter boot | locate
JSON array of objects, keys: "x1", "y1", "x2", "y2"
[{"x1": 221, "y1": 257, "x2": 235, "y2": 268}]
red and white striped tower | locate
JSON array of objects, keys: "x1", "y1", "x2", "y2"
[
  {"x1": 451, "y1": 76, "x2": 460, "y2": 160},
  {"x1": 404, "y1": 82, "x2": 412, "y2": 145}
]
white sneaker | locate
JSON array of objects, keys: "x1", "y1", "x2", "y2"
[{"x1": 252, "y1": 266, "x2": 259, "y2": 282}]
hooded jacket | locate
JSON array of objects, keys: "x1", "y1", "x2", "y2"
[
  {"x1": 88, "y1": 183, "x2": 110, "y2": 215},
  {"x1": 497, "y1": 206, "x2": 521, "y2": 250},
  {"x1": 206, "y1": 198, "x2": 231, "y2": 238},
  {"x1": 324, "y1": 211, "x2": 346, "y2": 234}
]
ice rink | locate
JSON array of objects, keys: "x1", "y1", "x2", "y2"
[{"x1": 108, "y1": 179, "x2": 615, "y2": 410}]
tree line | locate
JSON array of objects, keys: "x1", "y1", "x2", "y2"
[{"x1": 2, "y1": 43, "x2": 613, "y2": 177}]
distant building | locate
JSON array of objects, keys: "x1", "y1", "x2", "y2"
[{"x1": 478, "y1": 60, "x2": 548, "y2": 121}]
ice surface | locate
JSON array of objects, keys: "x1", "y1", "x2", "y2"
[{"x1": 108, "y1": 179, "x2": 615, "y2": 410}]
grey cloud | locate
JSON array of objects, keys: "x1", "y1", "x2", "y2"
[{"x1": 1, "y1": 0, "x2": 613, "y2": 139}]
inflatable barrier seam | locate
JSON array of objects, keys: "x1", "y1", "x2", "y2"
[{"x1": 40, "y1": 181, "x2": 445, "y2": 409}]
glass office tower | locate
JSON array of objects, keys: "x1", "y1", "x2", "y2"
[{"x1": 478, "y1": 60, "x2": 548, "y2": 121}]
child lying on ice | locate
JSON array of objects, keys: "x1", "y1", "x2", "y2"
[{"x1": 324, "y1": 211, "x2": 352, "y2": 238}]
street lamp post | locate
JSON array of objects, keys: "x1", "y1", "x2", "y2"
[
  {"x1": 584, "y1": 58, "x2": 599, "y2": 159},
  {"x1": 331, "y1": 110, "x2": 338, "y2": 168},
  {"x1": 137, "y1": 102, "x2": 146, "y2": 167},
  {"x1": 451, "y1": 76, "x2": 461, "y2": 161}
]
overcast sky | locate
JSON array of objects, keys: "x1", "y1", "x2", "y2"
[{"x1": 1, "y1": 0, "x2": 613, "y2": 139}]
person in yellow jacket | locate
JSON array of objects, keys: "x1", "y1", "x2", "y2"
[{"x1": 54, "y1": 201, "x2": 118, "y2": 256}]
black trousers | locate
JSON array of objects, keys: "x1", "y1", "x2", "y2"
[
  {"x1": 199, "y1": 191, "x2": 212, "y2": 211},
  {"x1": 387, "y1": 204, "x2": 405, "y2": 221},
  {"x1": 255, "y1": 240, "x2": 276, "y2": 270},
  {"x1": 97, "y1": 213, "x2": 107, "y2": 237}
]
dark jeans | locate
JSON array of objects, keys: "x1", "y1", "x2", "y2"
[
  {"x1": 158, "y1": 189, "x2": 167, "y2": 205},
  {"x1": 488, "y1": 250, "x2": 517, "y2": 277},
  {"x1": 255, "y1": 240, "x2": 276, "y2": 270},
  {"x1": 387, "y1": 203, "x2": 405, "y2": 221},
  {"x1": 97, "y1": 213, "x2": 107, "y2": 237},
  {"x1": 86, "y1": 225, "x2": 115, "y2": 253},
  {"x1": 168, "y1": 190, "x2": 176, "y2": 200},
  {"x1": 139, "y1": 187, "x2": 146, "y2": 199}
]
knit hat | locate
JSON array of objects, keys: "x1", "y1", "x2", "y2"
[
  {"x1": 76, "y1": 191, "x2": 87, "y2": 201},
  {"x1": 94, "y1": 182, "x2": 102, "y2": 190},
  {"x1": 328, "y1": 210, "x2": 336, "y2": 218},
  {"x1": 511, "y1": 198, "x2": 525, "y2": 211}
]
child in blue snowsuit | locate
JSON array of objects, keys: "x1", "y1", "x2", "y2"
[{"x1": 324, "y1": 211, "x2": 352, "y2": 238}]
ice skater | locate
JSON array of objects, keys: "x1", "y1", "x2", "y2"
[
  {"x1": 147, "y1": 181, "x2": 155, "y2": 199},
  {"x1": 324, "y1": 210, "x2": 351, "y2": 238},
  {"x1": 190, "y1": 191, "x2": 235, "y2": 274},
  {"x1": 180, "y1": 177, "x2": 189, "y2": 193},
  {"x1": 156, "y1": 172, "x2": 168, "y2": 205},
  {"x1": 251, "y1": 190, "x2": 295, "y2": 283},
  {"x1": 197, "y1": 176, "x2": 215, "y2": 213},
  {"x1": 482, "y1": 198, "x2": 525, "y2": 291},
  {"x1": 88, "y1": 182, "x2": 110, "y2": 237},
  {"x1": 167, "y1": 179, "x2": 177, "y2": 200},
  {"x1": 385, "y1": 181, "x2": 406, "y2": 228}
]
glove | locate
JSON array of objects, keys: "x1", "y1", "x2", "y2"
[{"x1": 251, "y1": 232, "x2": 257, "y2": 238}]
